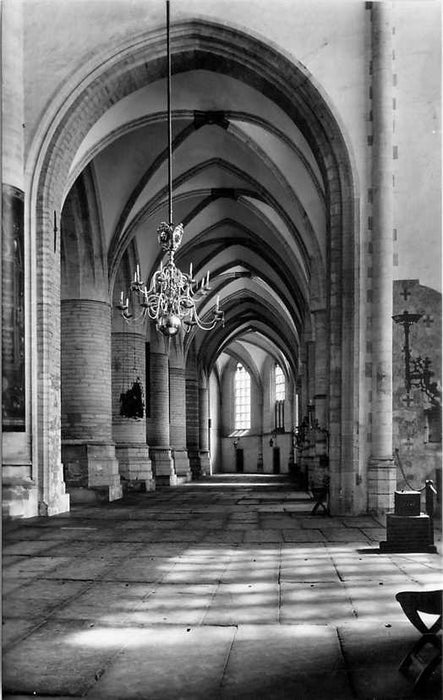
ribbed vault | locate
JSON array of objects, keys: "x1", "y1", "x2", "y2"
[{"x1": 49, "y1": 17, "x2": 356, "y2": 481}]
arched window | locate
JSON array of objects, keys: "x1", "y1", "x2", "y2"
[
  {"x1": 274, "y1": 364, "x2": 285, "y2": 431},
  {"x1": 275, "y1": 364, "x2": 285, "y2": 401},
  {"x1": 235, "y1": 363, "x2": 251, "y2": 429}
]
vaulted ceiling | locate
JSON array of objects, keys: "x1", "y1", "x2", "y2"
[{"x1": 63, "y1": 66, "x2": 328, "y2": 383}]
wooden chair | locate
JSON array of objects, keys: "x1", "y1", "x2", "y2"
[
  {"x1": 396, "y1": 589, "x2": 442, "y2": 691},
  {"x1": 310, "y1": 476, "x2": 330, "y2": 516}
]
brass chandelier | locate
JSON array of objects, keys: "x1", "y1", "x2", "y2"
[{"x1": 117, "y1": 0, "x2": 224, "y2": 337}]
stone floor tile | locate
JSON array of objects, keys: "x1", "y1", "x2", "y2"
[
  {"x1": 280, "y1": 562, "x2": 338, "y2": 583},
  {"x1": 51, "y1": 581, "x2": 157, "y2": 624},
  {"x1": 84, "y1": 542, "x2": 147, "y2": 559},
  {"x1": 39, "y1": 526, "x2": 103, "y2": 541},
  {"x1": 338, "y1": 621, "x2": 442, "y2": 699},
  {"x1": 2, "y1": 619, "x2": 131, "y2": 697},
  {"x1": 280, "y1": 542, "x2": 327, "y2": 553},
  {"x1": 1, "y1": 577, "x2": 30, "y2": 595},
  {"x1": 341, "y1": 517, "x2": 382, "y2": 528},
  {"x1": 282, "y1": 529, "x2": 326, "y2": 542},
  {"x1": 322, "y1": 528, "x2": 371, "y2": 543},
  {"x1": 256, "y1": 505, "x2": 285, "y2": 512},
  {"x1": 155, "y1": 512, "x2": 196, "y2": 520},
  {"x1": 4, "y1": 696, "x2": 82, "y2": 699},
  {"x1": 280, "y1": 581, "x2": 355, "y2": 625},
  {"x1": 101, "y1": 529, "x2": 159, "y2": 543},
  {"x1": 221, "y1": 624, "x2": 353, "y2": 700},
  {"x1": 43, "y1": 540, "x2": 101, "y2": 557},
  {"x1": 330, "y1": 551, "x2": 409, "y2": 581},
  {"x1": 283, "y1": 503, "x2": 315, "y2": 513},
  {"x1": 204, "y1": 582, "x2": 279, "y2": 625},
  {"x1": 4, "y1": 526, "x2": 57, "y2": 541},
  {"x1": 150, "y1": 529, "x2": 204, "y2": 543},
  {"x1": 243, "y1": 529, "x2": 283, "y2": 543},
  {"x1": 44, "y1": 558, "x2": 114, "y2": 581},
  {"x1": 259, "y1": 517, "x2": 301, "y2": 529},
  {"x1": 85, "y1": 625, "x2": 236, "y2": 700},
  {"x1": 100, "y1": 556, "x2": 176, "y2": 583},
  {"x1": 299, "y1": 517, "x2": 338, "y2": 529},
  {"x1": 2, "y1": 539, "x2": 62, "y2": 555},
  {"x1": 49, "y1": 528, "x2": 117, "y2": 542},
  {"x1": 358, "y1": 528, "x2": 387, "y2": 542},
  {"x1": 3, "y1": 579, "x2": 90, "y2": 619},
  {"x1": 137, "y1": 543, "x2": 188, "y2": 557},
  {"x1": 343, "y1": 579, "x2": 418, "y2": 623},
  {"x1": 126, "y1": 583, "x2": 216, "y2": 625},
  {"x1": 202, "y1": 530, "x2": 245, "y2": 544},
  {"x1": 2, "y1": 618, "x2": 43, "y2": 649},
  {"x1": 161, "y1": 560, "x2": 228, "y2": 584},
  {"x1": 221, "y1": 561, "x2": 280, "y2": 584},
  {"x1": 2, "y1": 555, "x2": 71, "y2": 579},
  {"x1": 180, "y1": 545, "x2": 236, "y2": 558}
]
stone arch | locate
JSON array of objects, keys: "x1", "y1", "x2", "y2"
[{"x1": 26, "y1": 18, "x2": 358, "y2": 510}]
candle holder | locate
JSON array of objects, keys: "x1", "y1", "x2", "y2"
[{"x1": 392, "y1": 310, "x2": 440, "y2": 406}]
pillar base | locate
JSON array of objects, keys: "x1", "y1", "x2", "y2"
[
  {"x1": 41, "y1": 473, "x2": 71, "y2": 516},
  {"x1": 188, "y1": 449, "x2": 201, "y2": 480},
  {"x1": 116, "y1": 443, "x2": 155, "y2": 492},
  {"x1": 368, "y1": 457, "x2": 396, "y2": 515},
  {"x1": 2, "y1": 477, "x2": 39, "y2": 518},
  {"x1": 62, "y1": 441, "x2": 122, "y2": 503},
  {"x1": 199, "y1": 450, "x2": 210, "y2": 476},
  {"x1": 149, "y1": 447, "x2": 177, "y2": 487},
  {"x1": 172, "y1": 449, "x2": 192, "y2": 483}
]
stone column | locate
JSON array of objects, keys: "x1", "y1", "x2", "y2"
[
  {"x1": 368, "y1": 2, "x2": 396, "y2": 513},
  {"x1": 2, "y1": 0, "x2": 68, "y2": 517},
  {"x1": 199, "y1": 384, "x2": 210, "y2": 476},
  {"x1": 186, "y1": 351, "x2": 201, "y2": 479},
  {"x1": 313, "y1": 309, "x2": 328, "y2": 427},
  {"x1": 147, "y1": 334, "x2": 176, "y2": 486},
  {"x1": 112, "y1": 331, "x2": 153, "y2": 492},
  {"x1": 298, "y1": 349, "x2": 309, "y2": 421},
  {"x1": 169, "y1": 340, "x2": 191, "y2": 482},
  {"x1": 61, "y1": 300, "x2": 122, "y2": 503}
]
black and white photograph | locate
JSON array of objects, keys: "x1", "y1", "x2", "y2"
[{"x1": 2, "y1": 0, "x2": 442, "y2": 697}]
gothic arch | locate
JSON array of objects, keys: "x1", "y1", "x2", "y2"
[{"x1": 26, "y1": 18, "x2": 359, "y2": 508}]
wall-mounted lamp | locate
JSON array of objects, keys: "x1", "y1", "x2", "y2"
[
  {"x1": 392, "y1": 310, "x2": 440, "y2": 407},
  {"x1": 233, "y1": 438, "x2": 239, "y2": 449},
  {"x1": 269, "y1": 429, "x2": 277, "y2": 447}
]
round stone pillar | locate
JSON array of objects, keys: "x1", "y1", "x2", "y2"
[
  {"x1": 169, "y1": 346, "x2": 191, "y2": 482},
  {"x1": 112, "y1": 331, "x2": 153, "y2": 491},
  {"x1": 313, "y1": 309, "x2": 328, "y2": 427},
  {"x1": 186, "y1": 354, "x2": 201, "y2": 479},
  {"x1": 199, "y1": 384, "x2": 210, "y2": 476},
  {"x1": 368, "y1": 2, "x2": 396, "y2": 513},
  {"x1": 61, "y1": 300, "x2": 122, "y2": 502},
  {"x1": 147, "y1": 335, "x2": 176, "y2": 486}
]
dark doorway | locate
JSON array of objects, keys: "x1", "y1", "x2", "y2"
[
  {"x1": 273, "y1": 447, "x2": 280, "y2": 474},
  {"x1": 236, "y1": 449, "x2": 244, "y2": 473}
]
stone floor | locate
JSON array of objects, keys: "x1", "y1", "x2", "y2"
[{"x1": 2, "y1": 474, "x2": 442, "y2": 699}]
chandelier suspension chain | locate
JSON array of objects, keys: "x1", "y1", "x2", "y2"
[
  {"x1": 167, "y1": 0, "x2": 173, "y2": 225},
  {"x1": 116, "y1": 0, "x2": 224, "y2": 336}
]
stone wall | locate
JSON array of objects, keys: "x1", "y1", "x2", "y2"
[{"x1": 392, "y1": 280, "x2": 442, "y2": 512}]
